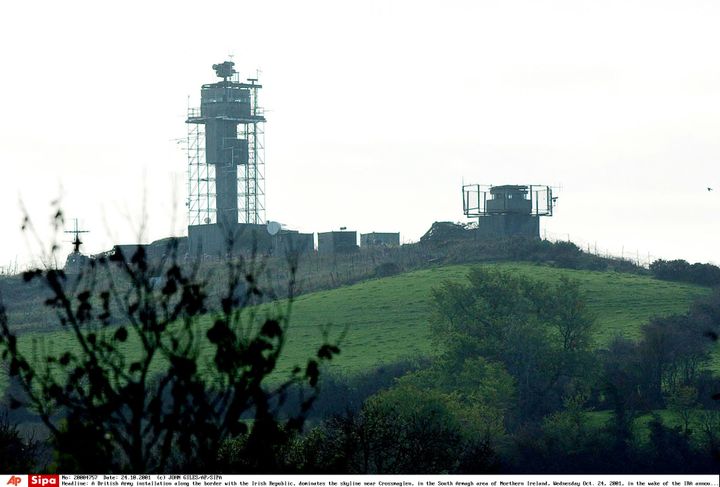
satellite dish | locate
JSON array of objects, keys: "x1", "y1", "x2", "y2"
[{"x1": 267, "y1": 221, "x2": 281, "y2": 236}]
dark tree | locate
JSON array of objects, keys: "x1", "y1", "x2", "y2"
[
  {"x1": 600, "y1": 337, "x2": 644, "y2": 460},
  {"x1": 294, "y1": 383, "x2": 499, "y2": 474},
  {"x1": 0, "y1": 408, "x2": 40, "y2": 473},
  {"x1": 650, "y1": 259, "x2": 720, "y2": 286},
  {"x1": 637, "y1": 314, "x2": 712, "y2": 405},
  {"x1": 431, "y1": 268, "x2": 596, "y2": 420},
  {"x1": 0, "y1": 238, "x2": 339, "y2": 472}
]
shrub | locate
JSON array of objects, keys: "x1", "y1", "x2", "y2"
[
  {"x1": 650, "y1": 259, "x2": 720, "y2": 287},
  {"x1": 0, "y1": 408, "x2": 40, "y2": 473},
  {"x1": 0, "y1": 233, "x2": 339, "y2": 472}
]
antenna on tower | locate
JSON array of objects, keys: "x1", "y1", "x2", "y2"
[{"x1": 64, "y1": 218, "x2": 89, "y2": 253}]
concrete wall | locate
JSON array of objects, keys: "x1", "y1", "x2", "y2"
[
  {"x1": 317, "y1": 231, "x2": 358, "y2": 254},
  {"x1": 273, "y1": 231, "x2": 314, "y2": 255},
  {"x1": 188, "y1": 223, "x2": 272, "y2": 256},
  {"x1": 476, "y1": 214, "x2": 540, "y2": 239},
  {"x1": 486, "y1": 197, "x2": 532, "y2": 214},
  {"x1": 188, "y1": 224, "x2": 315, "y2": 257}
]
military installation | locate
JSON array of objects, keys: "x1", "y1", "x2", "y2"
[
  {"x1": 184, "y1": 61, "x2": 400, "y2": 257},
  {"x1": 185, "y1": 61, "x2": 313, "y2": 255},
  {"x1": 462, "y1": 184, "x2": 555, "y2": 238},
  {"x1": 64, "y1": 63, "x2": 564, "y2": 268}
]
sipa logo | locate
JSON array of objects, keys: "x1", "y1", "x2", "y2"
[
  {"x1": 29, "y1": 477, "x2": 58, "y2": 487},
  {"x1": 6, "y1": 477, "x2": 22, "y2": 487}
]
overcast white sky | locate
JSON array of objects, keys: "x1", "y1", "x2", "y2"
[{"x1": 1, "y1": 0, "x2": 719, "y2": 269}]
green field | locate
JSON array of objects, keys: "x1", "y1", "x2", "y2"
[
  {"x1": 273, "y1": 262, "x2": 711, "y2": 375},
  {"x1": 4, "y1": 262, "x2": 713, "y2": 391}
]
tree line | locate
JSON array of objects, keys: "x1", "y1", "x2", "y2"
[{"x1": 290, "y1": 269, "x2": 720, "y2": 473}]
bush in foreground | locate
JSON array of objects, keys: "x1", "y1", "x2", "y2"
[{"x1": 0, "y1": 231, "x2": 339, "y2": 472}]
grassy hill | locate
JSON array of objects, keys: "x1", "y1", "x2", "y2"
[
  {"x1": 2, "y1": 261, "x2": 713, "y2": 394},
  {"x1": 274, "y1": 262, "x2": 712, "y2": 375}
]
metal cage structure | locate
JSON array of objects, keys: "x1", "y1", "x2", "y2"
[
  {"x1": 462, "y1": 184, "x2": 554, "y2": 219},
  {"x1": 237, "y1": 115, "x2": 265, "y2": 225},
  {"x1": 186, "y1": 117, "x2": 214, "y2": 226},
  {"x1": 186, "y1": 62, "x2": 266, "y2": 227}
]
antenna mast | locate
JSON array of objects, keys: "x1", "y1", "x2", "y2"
[{"x1": 64, "y1": 219, "x2": 89, "y2": 253}]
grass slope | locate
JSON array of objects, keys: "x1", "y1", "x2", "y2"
[
  {"x1": 4, "y1": 262, "x2": 712, "y2": 392},
  {"x1": 274, "y1": 262, "x2": 711, "y2": 375}
]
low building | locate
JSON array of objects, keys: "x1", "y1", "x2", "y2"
[
  {"x1": 317, "y1": 231, "x2": 358, "y2": 254},
  {"x1": 360, "y1": 232, "x2": 400, "y2": 247},
  {"x1": 272, "y1": 230, "x2": 314, "y2": 255},
  {"x1": 188, "y1": 223, "x2": 272, "y2": 256}
]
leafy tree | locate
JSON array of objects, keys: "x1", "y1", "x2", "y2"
[
  {"x1": 362, "y1": 385, "x2": 435, "y2": 473},
  {"x1": 650, "y1": 259, "x2": 692, "y2": 281},
  {"x1": 0, "y1": 237, "x2": 339, "y2": 472},
  {"x1": 667, "y1": 385, "x2": 699, "y2": 435},
  {"x1": 395, "y1": 357, "x2": 515, "y2": 439},
  {"x1": 643, "y1": 415, "x2": 696, "y2": 473},
  {"x1": 697, "y1": 410, "x2": 720, "y2": 465},
  {"x1": 540, "y1": 393, "x2": 592, "y2": 458},
  {"x1": 599, "y1": 337, "x2": 644, "y2": 457},
  {"x1": 303, "y1": 383, "x2": 497, "y2": 474},
  {"x1": 307, "y1": 359, "x2": 428, "y2": 419},
  {"x1": 431, "y1": 268, "x2": 596, "y2": 420},
  {"x1": 507, "y1": 393, "x2": 619, "y2": 473},
  {"x1": 360, "y1": 384, "x2": 466, "y2": 473},
  {"x1": 637, "y1": 314, "x2": 711, "y2": 404}
]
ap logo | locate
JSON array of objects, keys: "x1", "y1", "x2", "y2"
[{"x1": 6, "y1": 477, "x2": 23, "y2": 487}]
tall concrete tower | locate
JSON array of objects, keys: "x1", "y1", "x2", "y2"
[{"x1": 187, "y1": 61, "x2": 266, "y2": 229}]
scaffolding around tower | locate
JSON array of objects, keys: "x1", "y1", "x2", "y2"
[
  {"x1": 186, "y1": 62, "x2": 266, "y2": 228},
  {"x1": 186, "y1": 118, "x2": 214, "y2": 225},
  {"x1": 238, "y1": 112, "x2": 265, "y2": 225}
]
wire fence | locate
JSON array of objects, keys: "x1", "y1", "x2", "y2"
[
  {"x1": 0, "y1": 260, "x2": 20, "y2": 276},
  {"x1": 542, "y1": 230, "x2": 658, "y2": 268}
]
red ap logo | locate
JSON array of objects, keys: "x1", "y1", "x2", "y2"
[
  {"x1": 6, "y1": 477, "x2": 22, "y2": 487},
  {"x1": 29, "y1": 476, "x2": 58, "y2": 487}
]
